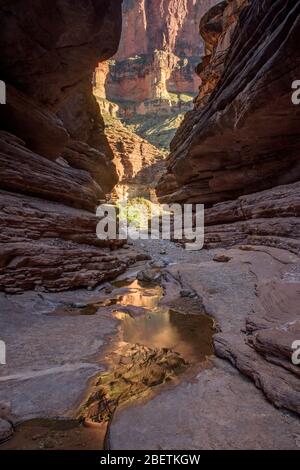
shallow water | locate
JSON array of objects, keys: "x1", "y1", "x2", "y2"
[
  {"x1": 119, "y1": 307, "x2": 214, "y2": 363},
  {"x1": 1, "y1": 276, "x2": 214, "y2": 450},
  {"x1": 113, "y1": 279, "x2": 214, "y2": 363},
  {"x1": 0, "y1": 418, "x2": 104, "y2": 450}
]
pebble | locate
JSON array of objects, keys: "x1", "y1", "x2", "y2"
[
  {"x1": 213, "y1": 254, "x2": 231, "y2": 263},
  {"x1": 0, "y1": 419, "x2": 13, "y2": 443}
]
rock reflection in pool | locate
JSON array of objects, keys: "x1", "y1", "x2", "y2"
[
  {"x1": 118, "y1": 307, "x2": 214, "y2": 363},
  {"x1": 115, "y1": 279, "x2": 163, "y2": 309}
]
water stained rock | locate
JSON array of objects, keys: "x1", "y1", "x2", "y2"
[
  {"x1": 78, "y1": 344, "x2": 187, "y2": 426},
  {"x1": 0, "y1": 419, "x2": 103, "y2": 450},
  {"x1": 0, "y1": 274, "x2": 215, "y2": 450},
  {"x1": 78, "y1": 277, "x2": 214, "y2": 433},
  {"x1": 47, "y1": 304, "x2": 99, "y2": 317}
]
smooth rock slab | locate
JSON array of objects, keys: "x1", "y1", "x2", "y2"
[
  {"x1": 0, "y1": 289, "x2": 119, "y2": 420},
  {"x1": 110, "y1": 359, "x2": 300, "y2": 450}
]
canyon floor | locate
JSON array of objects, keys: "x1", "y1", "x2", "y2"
[{"x1": 0, "y1": 239, "x2": 299, "y2": 450}]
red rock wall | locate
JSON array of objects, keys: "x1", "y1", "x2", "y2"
[
  {"x1": 0, "y1": 0, "x2": 139, "y2": 293},
  {"x1": 157, "y1": 0, "x2": 300, "y2": 254},
  {"x1": 104, "y1": 0, "x2": 219, "y2": 115},
  {"x1": 157, "y1": 0, "x2": 300, "y2": 204}
]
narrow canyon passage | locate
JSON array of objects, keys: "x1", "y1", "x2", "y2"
[
  {"x1": 0, "y1": 0, "x2": 299, "y2": 453},
  {"x1": 1, "y1": 238, "x2": 300, "y2": 450}
]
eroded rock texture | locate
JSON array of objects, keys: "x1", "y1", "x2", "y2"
[
  {"x1": 157, "y1": 0, "x2": 300, "y2": 205},
  {"x1": 204, "y1": 182, "x2": 300, "y2": 254},
  {"x1": 154, "y1": 0, "x2": 300, "y2": 416},
  {"x1": 103, "y1": 117, "x2": 165, "y2": 201},
  {"x1": 0, "y1": 0, "x2": 135, "y2": 292},
  {"x1": 104, "y1": 0, "x2": 218, "y2": 118}
]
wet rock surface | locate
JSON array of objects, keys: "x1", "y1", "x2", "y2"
[
  {"x1": 1, "y1": 239, "x2": 299, "y2": 450},
  {"x1": 109, "y1": 239, "x2": 300, "y2": 450},
  {"x1": 111, "y1": 358, "x2": 300, "y2": 450},
  {"x1": 78, "y1": 344, "x2": 187, "y2": 428}
]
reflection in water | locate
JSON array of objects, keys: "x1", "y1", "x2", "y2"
[
  {"x1": 121, "y1": 307, "x2": 214, "y2": 363},
  {"x1": 115, "y1": 279, "x2": 214, "y2": 363},
  {"x1": 2, "y1": 277, "x2": 215, "y2": 451},
  {"x1": 0, "y1": 418, "x2": 104, "y2": 450},
  {"x1": 118, "y1": 280, "x2": 162, "y2": 309}
]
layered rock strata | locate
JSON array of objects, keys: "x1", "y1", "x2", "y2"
[
  {"x1": 154, "y1": 0, "x2": 300, "y2": 416},
  {"x1": 106, "y1": 0, "x2": 219, "y2": 116},
  {"x1": 92, "y1": 65, "x2": 165, "y2": 201},
  {"x1": 94, "y1": 0, "x2": 218, "y2": 151},
  {"x1": 157, "y1": 0, "x2": 300, "y2": 205},
  {"x1": 0, "y1": 0, "x2": 136, "y2": 292},
  {"x1": 100, "y1": 116, "x2": 165, "y2": 201}
]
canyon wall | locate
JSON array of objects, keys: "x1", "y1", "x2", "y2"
[
  {"x1": 158, "y1": 0, "x2": 300, "y2": 205},
  {"x1": 0, "y1": 0, "x2": 143, "y2": 293},
  {"x1": 93, "y1": 63, "x2": 165, "y2": 202},
  {"x1": 94, "y1": 0, "x2": 218, "y2": 150},
  {"x1": 155, "y1": 0, "x2": 300, "y2": 417},
  {"x1": 157, "y1": 0, "x2": 300, "y2": 254},
  {"x1": 107, "y1": 0, "x2": 219, "y2": 112}
]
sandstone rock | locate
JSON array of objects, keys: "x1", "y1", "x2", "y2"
[
  {"x1": 106, "y1": 0, "x2": 218, "y2": 110},
  {"x1": 97, "y1": 0, "x2": 218, "y2": 146},
  {"x1": 99, "y1": 114, "x2": 165, "y2": 200},
  {"x1": 167, "y1": 245, "x2": 300, "y2": 414},
  {"x1": 0, "y1": 86, "x2": 69, "y2": 159},
  {"x1": 0, "y1": 190, "x2": 139, "y2": 293},
  {"x1": 56, "y1": 75, "x2": 120, "y2": 196},
  {"x1": 213, "y1": 254, "x2": 231, "y2": 263},
  {"x1": 0, "y1": 401, "x2": 15, "y2": 424},
  {"x1": 195, "y1": 0, "x2": 247, "y2": 109},
  {"x1": 62, "y1": 141, "x2": 117, "y2": 195},
  {"x1": 157, "y1": 0, "x2": 300, "y2": 204},
  {"x1": 0, "y1": 419, "x2": 13, "y2": 443},
  {"x1": 0, "y1": 1, "x2": 128, "y2": 291},
  {"x1": 0, "y1": 131, "x2": 104, "y2": 211},
  {"x1": 204, "y1": 182, "x2": 300, "y2": 254},
  {"x1": 0, "y1": 0, "x2": 123, "y2": 107},
  {"x1": 0, "y1": 242, "x2": 128, "y2": 293},
  {"x1": 110, "y1": 357, "x2": 300, "y2": 450},
  {"x1": 0, "y1": 190, "x2": 120, "y2": 249},
  {"x1": 137, "y1": 269, "x2": 162, "y2": 284}
]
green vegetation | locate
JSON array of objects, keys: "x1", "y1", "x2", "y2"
[
  {"x1": 126, "y1": 112, "x2": 186, "y2": 150},
  {"x1": 117, "y1": 197, "x2": 153, "y2": 230},
  {"x1": 168, "y1": 92, "x2": 194, "y2": 104}
]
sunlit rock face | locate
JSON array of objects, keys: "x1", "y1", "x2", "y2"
[
  {"x1": 0, "y1": 0, "x2": 138, "y2": 293},
  {"x1": 157, "y1": 0, "x2": 300, "y2": 208},
  {"x1": 102, "y1": 0, "x2": 218, "y2": 117}
]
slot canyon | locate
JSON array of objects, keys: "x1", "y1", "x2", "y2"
[{"x1": 0, "y1": 0, "x2": 299, "y2": 452}]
